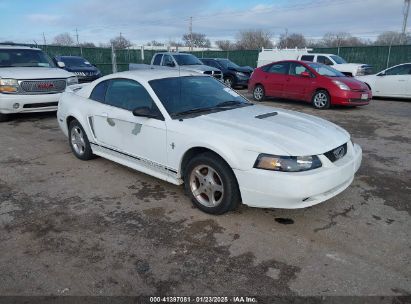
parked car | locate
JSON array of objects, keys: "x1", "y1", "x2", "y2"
[
  {"x1": 257, "y1": 48, "x2": 373, "y2": 76},
  {"x1": 129, "y1": 52, "x2": 223, "y2": 80},
  {"x1": 356, "y1": 63, "x2": 411, "y2": 99},
  {"x1": 54, "y1": 55, "x2": 102, "y2": 83},
  {"x1": 57, "y1": 69, "x2": 362, "y2": 215},
  {"x1": 249, "y1": 60, "x2": 371, "y2": 109},
  {"x1": 199, "y1": 58, "x2": 253, "y2": 88},
  {"x1": 0, "y1": 44, "x2": 77, "y2": 122}
]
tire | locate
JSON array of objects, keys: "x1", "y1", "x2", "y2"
[
  {"x1": 184, "y1": 152, "x2": 241, "y2": 215},
  {"x1": 312, "y1": 90, "x2": 331, "y2": 109},
  {"x1": 224, "y1": 76, "x2": 234, "y2": 88},
  {"x1": 253, "y1": 85, "x2": 265, "y2": 102},
  {"x1": 68, "y1": 120, "x2": 95, "y2": 160},
  {"x1": 0, "y1": 113, "x2": 10, "y2": 122}
]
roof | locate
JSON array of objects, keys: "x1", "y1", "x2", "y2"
[
  {"x1": 0, "y1": 45, "x2": 40, "y2": 50},
  {"x1": 154, "y1": 52, "x2": 193, "y2": 56}
]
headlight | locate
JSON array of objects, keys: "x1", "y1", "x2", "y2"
[
  {"x1": 235, "y1": 71, "x2": 247, "y2": 77},
  {"x1": 66, "y1": 76, "x2": 78, "y2": 85},
  {"x1": 0, "y1": 78, "x2": 19, "y2": 93},
  {"x1": 332, "y1": 80, "x2": 350, "y2": 91},
  {"x1": 254, "y1": 154, "x2": 322, "y2": 172}
]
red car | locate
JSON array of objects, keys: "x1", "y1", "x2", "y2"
[{"x1": 248, "y1": 60, "x2": 371, "y2": 109}]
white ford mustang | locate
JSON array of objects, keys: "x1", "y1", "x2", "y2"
[{"x1": 57, "y1": 70, "x2": 362, "y2": 214}]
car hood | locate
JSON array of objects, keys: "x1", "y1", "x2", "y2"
[
  {"x1": 0, "y1": 67, "x2": 75, "y2": 79},
  {"x1": 333, "y1": 76, "x2": 370, "y2": 90},
  {"x1": 231, "y1": 66, "x2": 254, "y2": 73},
  {"x1": 181, "y1": 65, "x2": 221, "y2": 72},
  {"x1": 183, "y1": 105, "x2": 350, "y2": 156},
  {"x1": 64, "y1": 66, "x2": 99, "y2": 73},
  {"x1": 336, "y1": 63, "x2": 371, "y2": 69}
]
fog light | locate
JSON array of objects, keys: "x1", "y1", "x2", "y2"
[{"x1": 13, "y1": 103, "x2": 20, "y2": 109}]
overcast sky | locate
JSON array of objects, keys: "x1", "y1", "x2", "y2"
[{"x1": 0, "y1": 0, "x2": 408, "y2": 45}]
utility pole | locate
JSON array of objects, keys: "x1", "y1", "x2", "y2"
[
  {"x1": 75, "y1": 28, "x2": 80, "y2": 46},
  {"x1": 189, "y1": 17, "x2": 193, "y2": 51},
  {"x1": 42, "y1": 32, "x2": 47, "y2": 46},
  {"x1": 401, "y1": 0, "x2": 410, "y2": 44},
  {"x1": 284, "y1": 28, "x2": 288, "y2": 48}
]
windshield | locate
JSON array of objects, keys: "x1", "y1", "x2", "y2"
[
  {"x1": 172, "y1": 54, "x2": 203, "y2": 66},
  {"x1": 0, "y1": 49, "x2": 55, "y2": 68},
  {"x1": 59, "y1": 57, "x2": 92, "y2": 68},
  {"x1": 217, "y1": 59, "x2": 240, "y2": 69},
  {"x1": 330, "y1": 55, "x2": 347, "y2": 64},
  {"x1": 308, "y1": 62, "x2": 345, "y2": 77},
  {"x1": 149, "y1": 76, "x2": 251, "y2": 118}
]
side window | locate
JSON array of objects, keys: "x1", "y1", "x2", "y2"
[
  {"x1": 152, "y1": 54, "x2": 162, "y2": 65},
  {"x1": 289, "y1": 63, "x2": 310, "y2": 76},
  {"x1": 105, "y1": 79, "x2": 156, "y2": 111},
  {"x1": 317, "y1": 56, "x2": 333, "y2": 66},
  {"x1": 301, "y1": 55, "x2": 314, "y2": 62},
  {"x1": 90, "y1": 80, "x2": 109, "y2": 103},
  {"x1": 267, "y1": 62, "x2": 289, "y2": 74},
  {"x1": 385, "y1": 64, "x2": 411, "y2": 76},
  {"x1": 162, "y1": 55, "x2": 174, "y2": 67},
  {"x1": 207, "y1": 60, "x2": 220, "y2": 69}
]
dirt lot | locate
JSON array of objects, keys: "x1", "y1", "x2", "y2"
[{"x1": 0, "y1": 93, "x2": 410, "y2": 297}]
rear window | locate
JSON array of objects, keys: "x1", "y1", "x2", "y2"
[{"x1": 301, "y1": 55, "x2": 314, "y2": 62}]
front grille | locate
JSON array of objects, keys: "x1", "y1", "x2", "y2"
[
  {"x1": 20, "y1": 79, "x2": 67, "y2": 94},
  {"x1": 73, "y1": 71, "x2": 96, "y2": 77},
  {"x1": 324, "y1": 143, "x2": 348, "y2": 162},
  {"x1": 23, "y1": 102, "x2": 58, "y2": 109}
]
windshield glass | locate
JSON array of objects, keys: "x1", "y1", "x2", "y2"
[
  {"x1": 149, "y1": 76, "x2": 251, "y2": 118},
  {"x1": 308, "y1": 62, "x2": 345, "y2": 77},
  {"x1": 330, "y1": 55, "x2": 347, "y2": 64},
  {"x1": 172, "y1": 54, "x2": 203, "y2": 66},
  {"x1": 217, "y1": 59, "x2": 240, "y2": 69},
  {"x1": 0, "y1": 49, "x2": 55, "y2": 68},
  {"x1": 60, "y1": 57, "x2": 92, "y2": 68}
]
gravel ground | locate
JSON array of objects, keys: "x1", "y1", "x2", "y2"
[{"x1": 0, "y1": 92, "x2": 410, "y2": 297}]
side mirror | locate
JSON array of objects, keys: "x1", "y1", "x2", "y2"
[
  {"x1": 132, "y1": 106, "x2": 163, "y2": 120},
  {"x1": 57, "y1": 61, "x2": 65, "y2": 68},
  {"x1": 300, "y1": 71, "x2": 311, "y2": 78}
]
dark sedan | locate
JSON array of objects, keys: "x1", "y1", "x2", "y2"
[
  {"x1": 54, "y1": 56, "x2": 102, "y2": 83},
  {"x1": 200, "y1": 58, "x2": 253, "y2": 88}
]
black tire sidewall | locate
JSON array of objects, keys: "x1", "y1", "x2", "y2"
[
  {"x1": 0, "y1": 113, "x2": 10, "y2": 122},
  {"x1": 68, "y1": 120, "x2": 94, "y2": 160},
  {"x1": 312, "y1": 90, "x2": 330, "y2": 109},
  {"x1": 253, "y1": 85, "x2": 265, "y2": 102},
  {"x1": 184, "y1": 152, "x2": 240, "y2": 215}
]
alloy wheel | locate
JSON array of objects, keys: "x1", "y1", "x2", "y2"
[
  {"x1": 189, "y1": 165, "x2": 224, "y2": 207},
  {"x1": 70, "y1": 126, "x2": 86, "y2": 155},
  {"x1": 313, "y1": 92, "x2": 328, "y2": 108}
]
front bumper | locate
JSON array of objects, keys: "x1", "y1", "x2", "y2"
[
  {"x1": 331, "y1": 90, "x2": 372, "y2": 106},
  {"x1": 234, "y1": 142, "x2": 362, "y2": 209},
  {"x1": 0, "y1": 93, "x2": 61, "y2": 114}
]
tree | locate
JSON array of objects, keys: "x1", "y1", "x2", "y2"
[
  {"x1": 215, "y1": 40, "x2": 235, "y2": 51},
  {"x1": 321, "y1": 32, "x2": 367, "y2": 47},
  {"x1": 235, "y1": 29, "x2": 274, "y2": 50},
  {"x1": 375, "y1": 31, "x2": 411, "y2": 45},
  {"x1": 110, "y1": 35, "x2": 132, "y2": 49},
  {"x1": 168, "y1": 40, "x2": 184, "y2": 47},
  {"x1": 182, "y1": 32, "x2": 211, "y2": 48},
  {"x1": 53, "y1": 33, "x2": 74, "y2": 46},
  {"x1": 278, "y1": 33, "x2": 307, "y2": 48},
  {"x1": 146, "y1": 40, "x2": 165, "y2": 46},
  {"x1": 79, "y1": 42, "x2": 96, "y2": 48}
]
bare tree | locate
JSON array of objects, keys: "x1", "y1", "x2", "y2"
[
  {"x1": 110, "y1": 35, "x2": 132, "y2": 49},
  {"x1": 146, "y1": 40, "x2": 165, "y2": 46},
  {"x1": 215, "y1": 40, "x2": 235, "y2": 51},
  {"x1": 182, "y1": 32, "x2": 211, "y2": 48},
  {"x1": 79, "y1": 42, "x2": 96, "y2": 48},
  {"x1": 53, "y1": 33, "x2": 74, "y2": 46},
  {"x1": 168, "y1": 40, "x2": 184, "y2": 47},
  {"x1": 322, "y1": 32, "x2": 367, "y2": 47},
  {"x1": 278, "y1": 33, "x2": 307, "y2": 48},
  {"x1": 375, "y1": 31, "x2": 410, "y2": 45},
  {"x1": 235, "y1": 29, "x2": 274, "y2": 50}
]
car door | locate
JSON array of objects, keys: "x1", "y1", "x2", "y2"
[
  {"x1": 90, "y1": 78, "x2": 168, "y2": 170},
  {"x1": 284, "y1": 62, "x2": 315, "y2": 101},
  {"x1": 262, "y1": 62, "x2": 289, "y2": 97},
  {"x1": 161, "y1": 54, "x2": 176, "y2": 68},
  {"x1": 375, "y1": 64, "x2": 411, "y2": 97}
]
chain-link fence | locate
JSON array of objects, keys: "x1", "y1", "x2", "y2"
[{"x1": 31, "y1": 44, "x2": 411, "y2": 75}]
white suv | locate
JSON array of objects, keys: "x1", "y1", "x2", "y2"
[{"x1": 0, "y1": 45, "x2": 78, "y2": 121}]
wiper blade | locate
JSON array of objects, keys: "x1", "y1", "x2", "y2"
[
  {"x1": 215, "y1": 100, "x2": 253, "y2": 108},
  {"x1": 173, "y1": 107, "x2": 214, "y2": 117}
]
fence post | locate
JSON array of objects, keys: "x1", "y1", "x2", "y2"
[
  {"x1": 386, "y1": 44, "x2": 392, "y2": 69},
  {"x1": 141, "y1": 45, "x2": 145, "y2": 63},
  {"x1": 111, "y1": 44, "x2": 117, "y2": 73}
]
